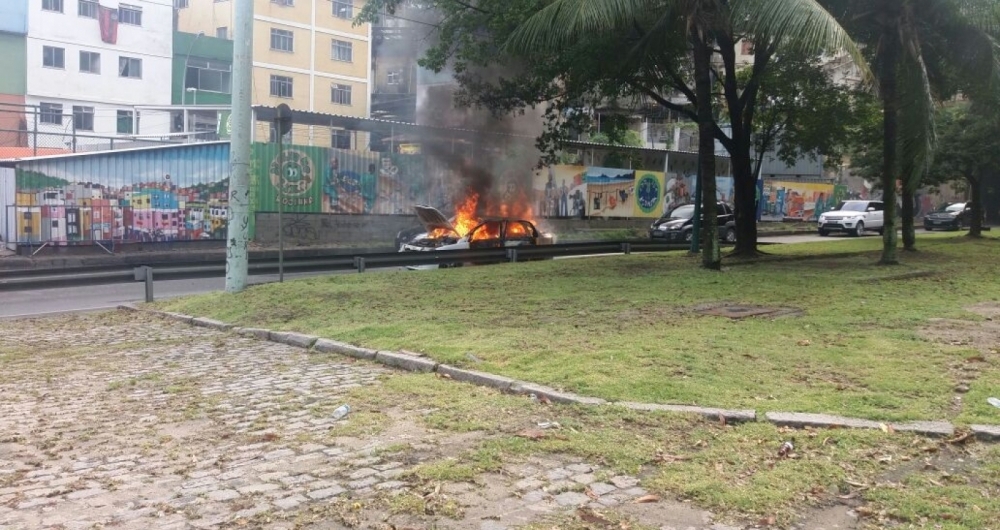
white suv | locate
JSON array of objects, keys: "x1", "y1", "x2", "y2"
[{"x1": 818, "y1": 200, "x2": 885, "y2": 237}]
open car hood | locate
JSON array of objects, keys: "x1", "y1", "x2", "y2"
[{"x1": 414, "y1": 205, "x2": 458, "y2": 234}]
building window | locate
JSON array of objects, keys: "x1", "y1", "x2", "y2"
[
  {"x1": 331, "y1": 39, "x2": 353, "y2": 62},
  {"x1": 40, "y1": 103, "x2": 63, "y2": 125},
  {"x1": 270, "y1": 28, "x2": 294, "y2": 52},
  {"x1": 117, "y1": 110, "x2": 134, "y2": 134},
  {"x1": 216, "y1": 26, "x2": 228, "y2": 39},
  {"x1": 72, "y1": 106, "x2": 95, "y2": 131},
  {"x1": 78, "y1": 0, "x2": 98, "y2": 18},
  {"x1": 331, "y1": 129, "x2": 351, "y2": 149},
  {"x1": 271, "y1": 0, "x2": 293, "y2": 5},
  {"x1": 42, "y1": 46, "x2": 65, "y2": 69},
  {"x1": 387, "y1": 69, "x2": 401, "y2": 85},
  {"x1": 119, "y1": 4, "x2": 142, "y2": 25},
  {"x1": 42, "y1": 0, "x2": 63, "y2": 12},
  {"x1": 80, "y1": 51, "x2": 100, "y2": 74},
  {"x1": 331, "y1": 83, "x2": 352, "y2": 105},
  {"x1": 270, "y1": 75, "x2": 293, "y2": 98},
  {"x1": 175, "y1": 0, "x2": 189, "y2": 7},
  {"x1": 185, "y1": 58, "x2": 232, "y2": 94},
  {"x1": 119, "y1": 56, "x2": 142, "y2": 78},
  {"x1": 333, "y1": 0, "x2": 352, "y2": 19}
]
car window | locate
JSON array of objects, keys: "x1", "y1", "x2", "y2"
[
  {"x1": 504, "y1": 221, "x2": 535, "y2": 240},
  {"x1": 469, "y1": 221, "x2": 502, "y2": 242},
  {"x1": 835, "y1": 201, "x2": 868, "y2": 212},
  {"x1": 871, "y1": 202, "x2": 884, "y2": 212},
  {"x1": 716, "y1": 203, "x2": 726, "y2": 216},
  {"x1": 668, "y1": 205, "x2": 695, "y2": 220}
]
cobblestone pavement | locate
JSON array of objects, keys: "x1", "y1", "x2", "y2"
[{"x1": 0, "y1": 312, "x2": 847, "y2": 530}]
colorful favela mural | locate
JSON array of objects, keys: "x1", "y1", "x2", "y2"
[{"x1": 9, "y1": 143, "x2": 231, "y2": 245}]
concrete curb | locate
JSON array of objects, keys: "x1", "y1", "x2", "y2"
[
  {"x1": 121, "y1": 305, "x2": 1000, "y2": 441},
  {"x1": 621, "y1": 402, "x2": 756, "y2": 424},
  {"x1": 764, "y1": 412, "x2": 955, "y2": 438},
  {"x1": 972, "y1": 425, "x2": 1000, "y2": 441}
]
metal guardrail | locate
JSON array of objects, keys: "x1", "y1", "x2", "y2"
[{"x1": 0, "y1": 241, "x2": 691, "y2": 295}]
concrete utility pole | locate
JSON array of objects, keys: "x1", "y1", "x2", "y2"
[{"x1": 225, "y1": 0, "x2": 254, "y2": 293}]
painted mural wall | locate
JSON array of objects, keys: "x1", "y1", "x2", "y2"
[
  {"x1": 7, "y1": 142, "x2": 231, "y2": 245},
  {"x1": 252, "y1": 143, "x2": 734, "y2": 220}
]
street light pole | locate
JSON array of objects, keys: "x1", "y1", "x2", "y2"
[{"x1": 225, "y1": 0, "x2": 253, "y2": 293}]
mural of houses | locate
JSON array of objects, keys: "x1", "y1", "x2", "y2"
[{"x1": 4, "y1": 143, "x2": 231, "y2": 246}]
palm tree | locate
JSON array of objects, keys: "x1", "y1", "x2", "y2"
[
  {"x1": 504, "y1": 0, "x2": 862, "y2": 268},
  {"x1": 821, "y1": 0, "x2": 999, "y2": 264}
]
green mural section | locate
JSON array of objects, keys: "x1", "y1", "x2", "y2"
[{"x1": 253, "y1": 143, "x2": 326, "y2": 213}]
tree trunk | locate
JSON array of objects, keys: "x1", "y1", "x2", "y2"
[
  {"x1": 731, "y1": 146, "x2": 759, "y2": 256},
  {"x1": 879, "y1": 36, "x2": 900, "y2": 265},
  {"x1": 901, "y1": 188, "x2": 916, "y2": 250},
  {"x1": 692, "y1": 30, "x2": 720, "y2": 270},
  {"x1": 969, "y1": 175, "x2": 983, "y2": 238}
]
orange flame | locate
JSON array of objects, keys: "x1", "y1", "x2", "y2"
[{"x1": 452, "y1": 192, "x2": 481, "y2": 237}]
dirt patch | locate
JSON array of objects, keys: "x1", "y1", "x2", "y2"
[
  {"x1": 919, "y1": 313, "x2": 1000, "y2": 354},
  {"x1": 693, "y1": 303, "x2": 804, "y2": 320}
]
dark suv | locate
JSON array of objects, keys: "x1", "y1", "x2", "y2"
[
  {"x1": 923, "y1": 202, "x2": 982, "y2": 231},
  {"x1": 649, "y1": 202, "x2": 737, "y2": 243}
]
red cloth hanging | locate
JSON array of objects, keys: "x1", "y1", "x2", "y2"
[{"x1": 99, "y1": 5, "x2": 119, "y2": 44}]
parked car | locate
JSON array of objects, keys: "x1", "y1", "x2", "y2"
[
  {"x1": 399, "y1": 205, "x2": 554, "y2": 269},
  {"x1": 923, "y1": 202, "x2": 981, "y2": 231},
  {"x1": 817, "y1": 200, "x2": 885, "y2": 237},
  {"x1": 648, "y1": 202, "x2": 737, "y2": 243}
]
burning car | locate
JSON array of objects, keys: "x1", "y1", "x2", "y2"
[{"x1": 399, "y1": 203, "x2": 554, "y2": 269}]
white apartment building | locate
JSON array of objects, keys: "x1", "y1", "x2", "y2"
[{"x1": 26, "y1": 0, "x2": 173, "y2": 147}]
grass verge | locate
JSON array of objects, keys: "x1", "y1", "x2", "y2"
[{"x1": 155, "y1": 233, "x2": 1000, "y2": 423}]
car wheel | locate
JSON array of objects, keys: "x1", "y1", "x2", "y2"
[
  {"x1": 684, "y1": 230, "x2": 693, "y2": 243},
  {"x1": 724, "y1": 228, "x2": 736, "y2": 243},
  {"x1": 924, "y1": 226, "x2": 932, "y2": 232},
  {"x1": 818, "y1": 229, "x2": 829, "y2": 237},
  {"x1": 853, "y1": 221, "x2": 865, "y2": 237}
]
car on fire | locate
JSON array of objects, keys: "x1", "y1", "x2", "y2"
[{"x1": 398, "y1": 205, "x2": 555, "y2": 269}]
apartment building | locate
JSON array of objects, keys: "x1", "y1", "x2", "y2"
[
  {"x1": 26, "y1": 0, "x2": 174, "y2": 146},
  {"x1": 176, "y1": 0, "x2": 371, "y2": 149},
  {"x1": 0, "y1": 1, "x2": 29, "y2": 152}
]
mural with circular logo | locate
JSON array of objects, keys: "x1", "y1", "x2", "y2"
[
  {"x1": 269, "y1": 149, "x2": 315, "y2": 197},
  {"x1": 635, "y1": 172, "x2": 663, "y2": 217}
]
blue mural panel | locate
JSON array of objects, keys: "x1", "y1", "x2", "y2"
[{"x1": 10, "y1": 142, "x2": 231, "y2": 244}]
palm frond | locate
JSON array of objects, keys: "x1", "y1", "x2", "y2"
[
  {"x1": 503, "y1": 0, "x2": 668, "y2": 54},
  {"x1": 734, "y1": 0, "x2": 872, "y2": 83},
  {"x1": 897, "y1": 54, "x2": 936, "y2": 193}
]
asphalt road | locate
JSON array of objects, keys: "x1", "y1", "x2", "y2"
[
  {"x1": 0, "y1": 231, "x2": 930, "y2": 319},
  {"x1": 0, "y1": 269, "x2": 401, "y2": 320}
]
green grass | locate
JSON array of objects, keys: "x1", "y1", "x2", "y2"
[{"x1": 156, "y1": 233, "x2": 1000, "y2": 423}]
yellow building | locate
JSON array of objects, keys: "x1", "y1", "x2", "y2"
[{"x1": 177, "y1": 0, "x2": 371, "y2": 148}]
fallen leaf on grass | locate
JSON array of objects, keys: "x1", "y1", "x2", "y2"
[
  {"x1": 966, "y1": 355, "x2": 987, "y2": 363},
  {"x1": 879, "y1": 423, "x2": 895, "y2": 434},
  {"x1": 435, "y1": 373, "x2": 452, "y2": 380},
  {"x1": 837, "y1": 493, "x2": 858, "y2": 500},
  {"x1": 654, "y1": 453, "x2": 690, "y2": 464},
  {"x1": 856, "y1": 506, "x2": 874, "y2": 517},
  {"x1": 797, "y1": 340, "x2": 812, "y2": 346},
  {"x1": 585, "y1": 489, "x2": 600, "y2": 500},
  {"x1": 516, "y1": 429, "x2": 547, "y2": 440},
  {"x1": 577, "y1": 507, "x2": 612, "y2": 526},
  {"x1": 634, "y1": 495, "x2": 660, "y2": 504},
  {"x1": 758, "y1": 516, "x2": 776, "y2": 526},
  {"x1": 946, "y1": 432, "x2": 972, "y2": 445}
]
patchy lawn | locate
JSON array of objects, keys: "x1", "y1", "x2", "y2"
[{"x1": 155, "y1": 233, "x2": 1000, "y2": 423}]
